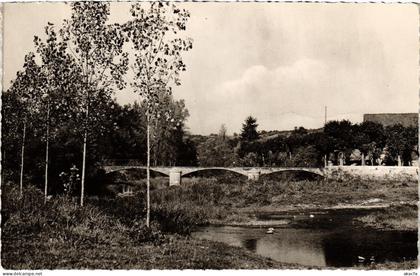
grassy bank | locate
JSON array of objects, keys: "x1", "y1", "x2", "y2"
[
  {"x1": 355, "y1": 203, "x2": 418, "y2": 231},
  {"x1": 2, "y1": 175, "x2": 417, "y2": 269},
  {"x1": 356, "y1": 260, "x2": 418, "y2": 270},
  {"x1": 372, "y1": 260, "x2": 418, "y2": 270},
  {"x1": 150, "y1": 175, "x2": 418, "y2": 228},
  {"x1": 2, "y1": 233, "x2": 306, "y2": 269},
  {"x1": 1, "y1": 185, "x2": 302, "y2": 269}
]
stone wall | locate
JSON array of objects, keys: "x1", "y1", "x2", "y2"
[{"x1": 325, "y1": 166, "x2": 418, "y2": 182}]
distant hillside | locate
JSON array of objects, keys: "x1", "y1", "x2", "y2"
[
  {"x1": 257, "y1": 128, "x2": 323, "y2": 142},
  {"x1": 187, "y1": 127, "x2": 324, "y2": 143}
]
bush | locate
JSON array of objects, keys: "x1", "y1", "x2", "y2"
[
  {"x1": 88, "y1": 192, "x2": 146, "y2": 226},
  {"x1": 152, "y1": 202, "x2": 209, "y2": 235},
  {"x1": 129, "y1": 221, "x2": 165, "y2": 245},
  {"x1": 2, "y1": 185, "x2": 166, "y2": 247},
  {"x1": 2, "y1": 185, "x2": 46, "y2": 236}
]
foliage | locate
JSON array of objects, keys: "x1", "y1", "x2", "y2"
[
  {"x1": 2, "y1": 92, "x2": 27, "y2": 181},
  {"x1": 2, "y1": 182, "x2": 300, "y2": 269},
  {"x1": 385, "y1": 124, "x2": 418, "y2": 165},
  {"x1": 355, "y1": 203, "x2": 418, "y2": 231},
  {"x1": 323, "y1": 120, "x2": 354, "y2": 152},
  {"x1": 2, "y1": 2, "x2": 196, "y2": 197},
  {"x1": 219, "y1": 124, "x2": 227, "y2": 140},
  {"x1": 126, "y1": 2, "x2": 193, "y2": 120},
  {"x1": 197, "y1": 136, "x2": 241, "y2": 167},
  {"x1": 60, "y1": 2, "x2": 129, "y2": 205},
  {"x1": 287, "y1": 145, "x2": 320, "y2": 167},
  {"x1": 1, "y1": 185, "x2": 164, "y2": 247},
  {"x1": 2, "y1": 176, "x2": 417, "y2": 269},
  {"x1": 124, "y1": 2, "x2": 193, "y2": 226},
  {"x1": 147, "y1": 96, "x2": 191, "y2": 166},
  {"x1": 195, "y1": 119, "x2": 418, "y2": 168},
  {"x1": 240, "y1": 116, "x2": 259, "y2": 142}
]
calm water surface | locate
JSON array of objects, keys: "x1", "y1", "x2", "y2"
[{"x1": 191, "y1": 209, "x2": 417, "y2": 267}]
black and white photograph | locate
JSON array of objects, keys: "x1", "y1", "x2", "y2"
[{"x1": 1, "y1": 1, "x2": 419, "y2": 272}]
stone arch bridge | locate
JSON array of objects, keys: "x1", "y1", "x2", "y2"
[{"x1": 102, "y1": 165, "x2": 324, "y2": 186}]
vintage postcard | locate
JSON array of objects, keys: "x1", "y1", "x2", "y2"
[{"x1": 1, "y1": 1, "x2": 418, "y2": 273}]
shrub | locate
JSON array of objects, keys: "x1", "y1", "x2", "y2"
[
  {"x1": 88, "y1": 192, "x2": 146, "y2": 226},
  {"x1": 152, "y1": 203, "x2": 209, "y2": 235},
  {"x1": 2, "y1": 185, "x2": 46, "y2": 237},
  {"x1": 129, "y1": 221, "x2": 166, "y2": 245}
]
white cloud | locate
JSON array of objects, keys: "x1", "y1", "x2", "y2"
[
  {"x1": 3, "y1": 3, "x2": 418, "y2": 135},
  {"x1": 191, "y1": 59, "x2": 334, "y2": 133}
]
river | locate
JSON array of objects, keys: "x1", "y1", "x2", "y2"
[{"x1": 191, "y1": 208, "x2": 417, "y2": 268}]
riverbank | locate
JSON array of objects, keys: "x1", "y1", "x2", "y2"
[
  {"x1": 2, "y1": 233, "x2": 306, "y2": 269},
  {"x1": 367, "y1": 260, "x2": 418, "y2": 270},
  {"x1": 2, "y1": 177, "x2": 417, "y2": 270},
  {"x1": 150, "y1": 176, "x2": 418, "y2": 269},
  {"x1": 152, "y1": 176, "x2": 418, "y2": 231},
  {"x1": 207, "y1": 201, "x2": 418, "y2": 231},
  {"x1": 0, "y1": 185, "x2": 306, "y2": 269},
  {"x1": 354, "y1": 203, "x2": 418, "y2": 231}
]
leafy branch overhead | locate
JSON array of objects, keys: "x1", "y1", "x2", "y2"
[
  {"x1": 61, "y1": 2, "x2": 129, "y2": 92},
  {"x1": 126, "y1": 2, "x2": 193, "y2": 115}
]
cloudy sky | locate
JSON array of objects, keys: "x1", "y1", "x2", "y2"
[{"x1": 3, "y1": 3, "x2": 419, "y2": 135}]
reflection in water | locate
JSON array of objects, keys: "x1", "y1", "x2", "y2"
[
  {"x1": 192, "y1": 225, "x2": 417, "y2": 268},
  {"x1": 255, "y1": 232, "x2": 326, "y2": 267},
  {"x1": 322, "y1": 230, "x2": 418, "y2": 267}
]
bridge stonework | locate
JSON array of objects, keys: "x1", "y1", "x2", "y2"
[
  {"x1": 102, "y1": 165, "x2": 325, "y2": 186},
  {"x1": 101, "y1": 165, "x2": 418, "y2": 185}
]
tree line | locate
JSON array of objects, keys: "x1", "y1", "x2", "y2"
[
  {"x1": 3, "y1": 2, "x2": 418, "y2": 213},
  {"x1": 195, "y1": 116, "x2": 418, "y2": 168},
  {"x1": 2, "y1": 2, "x2": 193, "y2": 226}
]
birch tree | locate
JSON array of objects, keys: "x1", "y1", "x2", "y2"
[
  {"x1": 60, "y1": 2, "x2": 128, "y2": 206},
  {"x1": 126, "y1": 2, "x2": 192, "y2": 227},
  {"x1": 8, "y1": 53, "x2": 43, "y2": 197},
  {"x1": 149, "y1": 94, "x2": 189, "y2": 166},
  {"x1": 34, "y1": 23, "x2": 82, "y2": 203}
]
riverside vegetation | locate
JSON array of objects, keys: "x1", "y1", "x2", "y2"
[
  {"x1": 1, "y1": 184, "x2": 304, "y2": 269},
  {"x1": 2, "y1": 172, "x2": 417, "y2": 269},
  {"x1": 2, "y1": 1, "x2": 418, "y2": 270},
  {"x1": 150, "y1": 172, "x2": 418, "y2": 229}
]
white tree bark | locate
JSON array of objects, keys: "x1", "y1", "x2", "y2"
[
  {"x1": 19, "y1": 121, "x2": 27, "y2": 197},
  {"x1": 80, "y1": 101, "x2": 89, "y2": 207},
  {"x1": 146, "y1": 113, "x2": 151, "y2": 227},
  {"x1": 44, "y1": 103, "x2": 50, "y2": 204}
]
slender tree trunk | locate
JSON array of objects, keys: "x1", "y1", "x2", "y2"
[
  {"x1": 146, "y1": 113, "x2": 151, "y2": 228},
  {"x1": 80, "y1": 101, "x2": 89, "y2": 207},
  {"x1": 153, "y1": 120, "x2": 159, "y2": 166},
  {"x1": 153, "y1": 140, "x2": 157, "y2": 167},
  {"x1": 81, "y1": 129, "x2": 87, "y2": 206},
  {"x1": 44, "y1": 103, "x2": 50, "y2": 204},
  {"x1": 19, "y1": 121, "x2": 27, "y2": 198},
  {"x1": 155, "y1": 139, "x2": 161, "y2": 167}
]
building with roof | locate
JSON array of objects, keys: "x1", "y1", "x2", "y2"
[{"x1": 363, "y1": 113, "x2": 418, "y2": 128}]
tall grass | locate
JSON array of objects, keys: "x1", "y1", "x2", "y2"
[
  {"x1": 149, "y1": 174, "x2": 418, "y2": 225},
  {"x1": 355, "y1": 204, "x2": 418, "y2": 230},
  {"x1": 2, "y1": 185, "x2": 165, "y2": 249},
  {"x1": 3, "y1": 175, "x2": 416, "y2": 244},
  {"x1": 2, "y1": 176, "x2": 417, "y2": 269}
]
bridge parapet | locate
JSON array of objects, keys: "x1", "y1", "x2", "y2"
[
  {"x1": 100, "y1": 164, "x2": 417, "y2": 185},
  {"x1": 101, "y1": 165, "x2": 326, "y2": 185},
  {"x1": 102, "y1": 165, "x2": 171, "y2": 176}
]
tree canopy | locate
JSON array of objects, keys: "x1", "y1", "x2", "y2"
[{"x1": 240, "y1": 116, "x2": 259, "y2": 142}]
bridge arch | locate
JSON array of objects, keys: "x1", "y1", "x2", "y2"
[
  {"x1": 181, "y1": 167, "x2": 249, "y2": 177},
  {"x1": 104, "y1": 166, "x2": 170, "y2": 176},
  {"x1": 261, "y1": 168, "x2": 324, "y2": 181}
]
